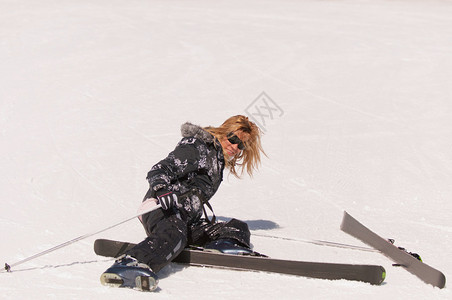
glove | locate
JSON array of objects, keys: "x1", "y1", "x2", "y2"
[{"x1": 156, "y1": 190, "x2": 179, "y2": 210}]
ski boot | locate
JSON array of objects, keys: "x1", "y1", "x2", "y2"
[
  {"x1": 100, "y1": 255, "x2": 158, "y2": 292},
  {"x1": 205, "y1": 238, "x2": 256, "y2": 255}
]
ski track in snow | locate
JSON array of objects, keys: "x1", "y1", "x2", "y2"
[{"x1": 1, "y1": 0, "x2": 451, "y2": 299}]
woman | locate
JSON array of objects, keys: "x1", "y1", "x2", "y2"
[{"x1": 100, "y1": 115, "x2": 265, "y2": 292}]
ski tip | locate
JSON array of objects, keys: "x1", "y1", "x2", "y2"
[
  {"x1": 437, "y1": 273, "x2": 446, "y2": 289},
  {"x1": 371, "y1": 265, "x2": 386, "y2": 285},
  {"x1": 93, "y1": 240, "x2": 102, "y2": 256},
  {"x1": 425, "y1": 271, "x2": 446, "y2": 289},
  {"x1": 340, "y1": 211, "x2": 353, "y2": 231},
  {"x1": 381, "y1": 267, "x2": 386, "y2": 283}
]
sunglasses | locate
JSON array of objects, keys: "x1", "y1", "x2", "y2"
[{"x1": 227, "y1": 133, "x2": 246, "y2": 150}]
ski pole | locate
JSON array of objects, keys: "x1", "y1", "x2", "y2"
[
  {"x1": 251, "y1": 232, "x2": 378, "y2": 252},
  {"x1": 4, "y1": 204, "x2": 162, "y2": 273}
]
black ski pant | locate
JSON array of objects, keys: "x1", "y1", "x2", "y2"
[
  {"x1": 126, "y1": 208, "x2": 187, "y2": 273},
  {"x1": 126, "y1": 192, "x2": 251, "y2": 273}
]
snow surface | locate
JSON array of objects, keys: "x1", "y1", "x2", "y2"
[{"x1": 1, "y1": 0, "x2": 451, "y2": 299}]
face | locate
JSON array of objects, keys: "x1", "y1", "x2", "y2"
[{"x1": 220, "y1": 130, "x2": 249, "y2": 157}]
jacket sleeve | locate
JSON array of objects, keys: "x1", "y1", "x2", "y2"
[{"x1": 146, "y1": 137, "x2": 205, "y2": 195}]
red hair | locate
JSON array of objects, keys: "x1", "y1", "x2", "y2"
[{"x1": 205, "y1": 115, "x2": 265, "y2": 177}]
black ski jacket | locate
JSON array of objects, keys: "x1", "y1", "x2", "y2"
[{"x1": 146, "y1": 122, "x2": 225, "y2": 221}]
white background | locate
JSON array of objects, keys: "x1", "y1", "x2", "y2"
[{"x1": 1, "y1": 0, "x2": 451, "y2": 299}]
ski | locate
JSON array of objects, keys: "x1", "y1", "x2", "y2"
[
  {"x1": 94, "y1": 238, "x2": 386, "y2": 285},
  {"x1": 340, "y1": 211, "x2": 446, "y2": 289}
]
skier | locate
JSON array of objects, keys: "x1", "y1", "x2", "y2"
[{"x1": 100, "y1": 115, "x2": 265, "y2": 291}]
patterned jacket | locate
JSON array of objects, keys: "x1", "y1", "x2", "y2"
[{"x1": 146, "y1": 122, "x2": 225, "y2": 221}]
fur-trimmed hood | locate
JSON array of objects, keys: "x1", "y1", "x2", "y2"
[{"x1": 180, "y1": 122, "x2": 215, "y2": 144}]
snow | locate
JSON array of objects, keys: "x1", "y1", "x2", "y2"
[{"x1": 1, "y1": 0, "x2": 451, "y2": 298}]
